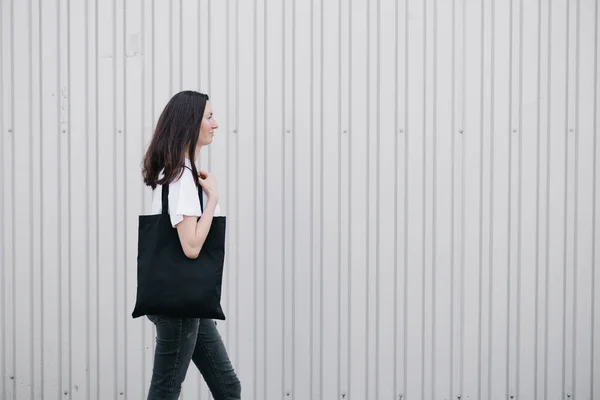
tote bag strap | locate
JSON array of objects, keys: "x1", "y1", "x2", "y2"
[
  {"x1": 161, "y1": 168, "x2": 205, "y2": 215},
  {"x1": 161, "y1": 184, "x2": 169, "y2": 214},
  {"x1": 198, "y1": 184, "x2": 204, "y2": 212},
  {"x1": 183, "y1": 165, "x2": 205, "y2": 213}
]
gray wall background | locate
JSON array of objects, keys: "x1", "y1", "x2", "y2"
[{"x1": 1, "y1": 0, "x2": 599, "y2": 399}]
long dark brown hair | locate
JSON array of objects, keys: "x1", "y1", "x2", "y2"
[{"x1": 142, "y1": 90, "x2": 209, "y2": 189}]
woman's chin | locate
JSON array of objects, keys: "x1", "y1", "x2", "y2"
[{"x1": 197, "y1": 138, "x2": 213, "y2": 148}]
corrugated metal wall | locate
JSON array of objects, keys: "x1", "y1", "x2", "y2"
[{"x1": 1, "y1": 0, "x2": 599, "y2": 399}]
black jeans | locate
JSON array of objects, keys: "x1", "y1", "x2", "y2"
[{"x1": 146, "y1": 316, "x2": 241, "y2": 400}]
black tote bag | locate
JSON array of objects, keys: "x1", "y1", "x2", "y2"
[{"x1": 131, "y1": 183, "x2": 226, "y2": 320}]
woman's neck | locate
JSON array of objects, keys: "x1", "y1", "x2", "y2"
[{"x1": 194, "y1": 144, "x2": 202, "y2": 161}]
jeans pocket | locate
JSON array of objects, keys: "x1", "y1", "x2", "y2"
[{"x1": 147, "y1": 314, "x2": 164, "y2": 325}]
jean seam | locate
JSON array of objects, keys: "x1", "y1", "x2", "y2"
[
  {"x1": 166, "y1": 318, "x2": 183, "y2": 398},
  {"x1": 197, "y1": 334, "x2": 229, "y2": 399}
]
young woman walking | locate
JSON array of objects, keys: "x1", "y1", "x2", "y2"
[{"x1": 139, "y1": 90, "x2": 241, "y2": 400}]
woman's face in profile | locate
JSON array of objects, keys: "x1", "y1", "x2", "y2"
[{"x1": 198, "y1": 102, "x2": 219, "y2": 146}]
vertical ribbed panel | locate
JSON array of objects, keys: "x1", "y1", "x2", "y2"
[{"x1": 1, "y1": 1, "x2": 600, "y2": 399}]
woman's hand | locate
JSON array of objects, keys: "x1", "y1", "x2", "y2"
[{"x1": 198, "y1": 170, "x2": 218, "y2": 202}]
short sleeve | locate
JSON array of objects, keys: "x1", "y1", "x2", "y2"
[{"x1": 168, "y1": 167, "x2": 202, "y2": 227}]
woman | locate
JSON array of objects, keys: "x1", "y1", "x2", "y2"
[{"x1": 141, "y1": 90, "x2": 241, "y2": 400}]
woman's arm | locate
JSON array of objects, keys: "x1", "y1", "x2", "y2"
[
  {"x1": 175, "y1": 170, "x2": 219, "y2": 259},
  {"x1": 176, "y1": 196, "x2": 217, "y2": 258}
]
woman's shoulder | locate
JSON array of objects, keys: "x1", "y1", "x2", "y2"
[
  {"x1": 167, "y1": 159, "x2": 196, "y2": 186},
  {"x1": 167, "y1": 164, "x2": 202, "y2": 217}
]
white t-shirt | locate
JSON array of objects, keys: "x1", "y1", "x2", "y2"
[{"x1": 150, "y1": 158, "x2": 221, "y2": 227}]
